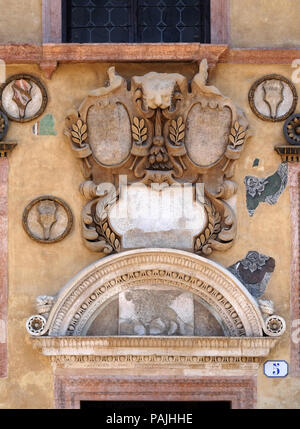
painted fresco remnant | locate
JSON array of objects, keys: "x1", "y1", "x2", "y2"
[{"x1": 244, "y1": 162, "x2": 288, "y2": 216}]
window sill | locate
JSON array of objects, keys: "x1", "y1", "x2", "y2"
[{"x1": 0, "y1": 44, "x2": 299, "y2": 79}]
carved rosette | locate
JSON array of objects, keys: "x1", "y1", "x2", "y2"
[{"x1": 65, "y1": 61, "x2": 249, "y2": 256}]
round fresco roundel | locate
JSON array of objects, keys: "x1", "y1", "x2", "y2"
[{"x1": 0, "y1": 74, "x2": 48, "y2": 122}]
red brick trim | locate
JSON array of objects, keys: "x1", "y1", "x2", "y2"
[
  {"x1": 0, "y1": 44, "x2": 300, "y2": 66},
  {"x1": 219, "y1": 48, "x2": 300, "y2": 64},
  {"x1": 0, "y1": 157, "x2": 8, "y2": 378},
  {"x1": 54, "y1": 375, "x2": 257, "y2": 409},
  {"x1": 289, "y1": 164, "x2": 300, "y2": 376}
]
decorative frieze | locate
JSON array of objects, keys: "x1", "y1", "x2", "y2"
[{"x1": 32, "y1": 335, "x2": 278, "y2": 373}]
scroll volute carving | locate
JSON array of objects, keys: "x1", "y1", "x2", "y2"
[{"x1": 65, "y1": 61, "x2": 249, "y2": 256}]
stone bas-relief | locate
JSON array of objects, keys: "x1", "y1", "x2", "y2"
[
  {"x1": 22, "y1": 196, "x2": 73, "y2": 243},
  {"x1": 65, "y1": 61, "x2": 249, "y2": 256},
  {"x1": 249, "y1": 74, "x2": 297, "y2": 121},
  {"x1": 26, "y1": 249, "x2": 286, "y2": 338},
  {"x1": 0, "y1": 74, "x2": 48, "y2": 122},
  {"x1": 119, "y1": 289, "x2": 194, "y2": 336},
  {"x1": 244, "y1": 162, "x2": 288, "y2": 216},
  {"x1": 86, "y1": 288, "x2": 224, "y2": 337}
]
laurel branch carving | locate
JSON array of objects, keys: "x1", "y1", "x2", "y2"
[
  {"x1": 229, "y1": 121, "x2": 247, "y2": 148},
  {"x1": 169, "y1": 116, "x2": 185, "y2": 145},
  {"x1": 71, "y1": 118, "x2": 88, "y2": 146},
  {"x1": 97, "y1": 199, "x2": 121, "y2": 253},
  {"x1": 194, "y1": 199, "x2": 222, "y2": 255},
  {"x1": 132, "y1": 117, "x2": 148, "y2": 144},
  {"x1": 81, "y1": 186, "x2": 121, "y2": 254}
]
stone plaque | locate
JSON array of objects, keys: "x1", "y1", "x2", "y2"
[
  {"x1": 185, "y1": 104, "x2": 232, "y2": 167},
  {"x1": 249, "y1": 74, "x2": 297, "y2": 122},
  {"x1": 22, "y1": 196, "x2": 73, "y2": 243},
  {"x1": 87, "y1": 102, "x2": 131, "y2": 166},
  {"x1": 0, "y1": 74, "x2": 48, "y2": 122},
  {"x1": 109, "y1": 184, "x2": 207, "y2": 251}
]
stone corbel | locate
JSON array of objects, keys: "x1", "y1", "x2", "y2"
[{"x1": 39, "y1": 61, "x2": 58, "y2": 80}]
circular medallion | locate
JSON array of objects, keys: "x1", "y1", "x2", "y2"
[
  {"x1": 22, "y1": 196, "x2": 73, "y2": 243},
  {"x1": 248, "y1": 74, "x2": 297, "y2": 122},
  {"x1": 264, "y1": 315, "x2": 286, "y2": 337},
  {"x1": 0, "y1": 110, "x2": 8, "y2": 140},
  {"x1": 26, "y1": 315, "x2": 47, "y2": 336},
  {"x1": 0, "y1": 74, "x2": 48, "y2": 122},
  {"x1": 283, "y1": 113, "x2": 300, "y2": 145}
]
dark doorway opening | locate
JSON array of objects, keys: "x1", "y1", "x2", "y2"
[{"x1": 81, "y1": 400, "x2": 231, "y2": 411}]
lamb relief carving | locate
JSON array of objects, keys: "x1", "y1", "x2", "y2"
[{"x1": 65, "y1": 60, "x2": 249, "y2": 256}]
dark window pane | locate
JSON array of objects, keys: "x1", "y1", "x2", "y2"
[
  {"x1": 110, "y1": 27, "x2": 130, "y2": 42},
  {"x1": 182, "y1": 7, "x2": 201, "y2": 26},
  {"x1": 63, "y1": 0, "x2": 211, "y2": 43},
  {"x1": 71, "y1": 7, "x2": 90, "y2": 27},
  {"x1": 110, "y1": 8, "x2": 131, "y2": 26},
  {"x1": 162, "y1": 7, "x2": 180, "y2": 26},
  {"x1": 141, "y1": 27, "x2": 162, "y2": 42},
  {"x1": 91, "y1": 8, "x2": 109, "y2": 26},
  {"x1": 162, "y1": 26, "x2": 180, "y2": 42},
  {"x1": 90, "y1": 27, "x2": 110, "y2": 42},
  {"x1": 70, "y1": 28, "x2": 91, "y2": 43}
]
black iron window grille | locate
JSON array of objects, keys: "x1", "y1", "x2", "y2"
[{"x1": 62, "y1": 0, "x2": 211, "y2": 43}]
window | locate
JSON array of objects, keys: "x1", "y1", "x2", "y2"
[{"x1": 62, "y1": 0, "x2": 211, "y2": 43}]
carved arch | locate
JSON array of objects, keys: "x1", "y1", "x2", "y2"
[{"x1": 33, "y1": 249, "x2": 266, "y2": 337}]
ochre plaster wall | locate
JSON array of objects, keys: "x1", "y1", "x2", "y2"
[
  {"x1": 0, "y1": 0, "x2": 42, "y2": 45},
  {"x1": 0, "y1": 61, "x2": 298, "y2": 408},
  {"x1": 230, "y1": 0, "x2": 300, "y2": 48}
]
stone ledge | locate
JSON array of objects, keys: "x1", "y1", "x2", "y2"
[
  {"x1": 32, "y1": 336, "x2": 278, "y2": 373},
  {"x1": 0, "y1": 44, "x2": 300, "y2": 66}
]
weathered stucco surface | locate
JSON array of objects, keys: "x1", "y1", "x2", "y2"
[
  {"x1": 0, "y1": 61, "x2": 298, "y2": 408},
  {"x1": 0, "y1": 0, "x2": 42, "y2": 44},
  {"x1": 230, "y1": 0, "x2": 300, "y2": 48}
]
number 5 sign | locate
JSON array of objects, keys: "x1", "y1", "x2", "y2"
[{"x1": 264, "y1": 360, "x2": 289, "y2": 377}]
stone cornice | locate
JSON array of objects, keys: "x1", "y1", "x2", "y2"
[
  {"x1": 32, "y1": 335, "x2": 278, "y2": 352},
  {"x1": 31, "y1": 336, "x2": 278, "y2": 374}
]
